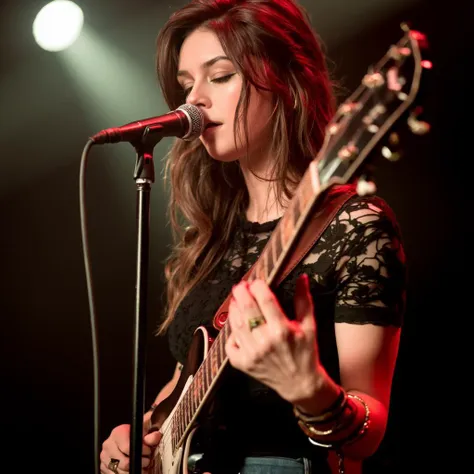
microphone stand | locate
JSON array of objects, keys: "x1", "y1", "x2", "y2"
[{"x1": 129, "y1": 126, "x2": 163, "y2": 474}]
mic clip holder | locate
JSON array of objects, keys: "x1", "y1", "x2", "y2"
[{"x1": 132, "y1": 124, "x2": 166, "y2": 182}]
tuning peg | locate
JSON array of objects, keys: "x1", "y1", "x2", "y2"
[
  {"x1": 357, "y1": 175, "x2": 377, "y2": 196},
  {"x1": 407, "y1": 106, "x2": 431, "y2": 135},
  {"x1": 381, "y1": 132, "x2": 402, "y2": 161}
]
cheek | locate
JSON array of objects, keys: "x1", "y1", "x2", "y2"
[
  {"x1": 226, "y1": 81, "x2": 243, "y2": 121},
  {"x1": 247, "y1": 94, "x2": 273, "y2": 139}
]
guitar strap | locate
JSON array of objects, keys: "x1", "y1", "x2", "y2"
[{"x1": 212, "y1": 184, "x2": 357, "y2": 330}]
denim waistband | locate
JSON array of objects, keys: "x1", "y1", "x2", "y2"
[{"x1": 238, "y1": 456, "x2": 310, "y2": 474}]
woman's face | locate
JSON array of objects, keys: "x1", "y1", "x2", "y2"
[{"x1": 177, "y1": 27, "x2": 274, "y2": 164}]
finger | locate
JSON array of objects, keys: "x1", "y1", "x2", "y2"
[
  {"x1": 247, "y1": 279, "x2": 287, "y2": 326},
  {"x1": 226, "y1": 332, "x2": 251, "y2": 372},
  {"x1": 225, "y1": 333, "x2": 239, "y2": 363},
  {"x1": 143, "y1": 430, "x2": 162, "y2": 448},
  {"x1": 231, "y1": 282, "x2": 264, "y2": 331},
  {"x1": 294, "y1": 274, "x2": 315, "y2": 332},
  {"x1": 228, "y1": 296, "x2": 259, "y2": 355},
  {"x1": 100, "y1": 460, "x2": 128, "y2": 474},
  {"x1": 227, "y1": 297, "x2": 244, "y2": 331}
]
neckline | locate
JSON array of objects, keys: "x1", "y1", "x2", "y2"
[{"x1": 238, "y1": 213, "x2": 281, "y2": 233}]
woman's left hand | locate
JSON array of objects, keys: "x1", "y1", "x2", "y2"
[{"x1": 225, "y1": 274, "x2": 325, "y2": 404}]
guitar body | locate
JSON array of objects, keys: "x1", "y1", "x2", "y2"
[{"x1": 149, "y1": 326, "x2": 214, "y2": 474}]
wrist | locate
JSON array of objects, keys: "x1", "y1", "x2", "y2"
[
  {"x1": 292, "y1": 369, "x2": 341, "y2": 416},
  {"x1": 295, "y1": 390, "x2": 371, "y2": 449}
]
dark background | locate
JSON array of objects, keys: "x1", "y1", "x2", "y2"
[{"x1": 1, "y1": 0, "x2": 468, "y2": 472}]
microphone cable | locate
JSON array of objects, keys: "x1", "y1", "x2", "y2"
[{"x1": 79, "y1": 138, "x2": 101, "y2": 474}]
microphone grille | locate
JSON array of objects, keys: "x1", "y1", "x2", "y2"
[{"x1": 178, "y1": 104, "x2": 205, "y2": 141}]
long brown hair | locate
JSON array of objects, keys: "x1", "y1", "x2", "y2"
[{"x1": 155, "y1": 0, "x2": 336, "y2": 334}]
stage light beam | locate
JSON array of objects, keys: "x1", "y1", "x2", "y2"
[{"x1": 33, "y1": 1, "x2": 84, "y2": 52}]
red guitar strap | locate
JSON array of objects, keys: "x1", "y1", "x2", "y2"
[{"x1": 212, "y1": 184, "x2": 357, "y2": 330}]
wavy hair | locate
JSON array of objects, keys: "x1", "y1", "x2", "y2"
[{"x1": 155, "y1": 0, "x2": 336, "y2": 334}]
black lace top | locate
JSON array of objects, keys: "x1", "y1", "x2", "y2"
[{"x1": 167, "y1": 192, "x2": 406, "y2": 472}]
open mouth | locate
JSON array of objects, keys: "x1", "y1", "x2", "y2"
[
  {"x1": 203, "y1": 122, "x2": 222, "y2": 136},
  {"x1": 205, "y1": 122, "x2": 221, "y2": 130}
]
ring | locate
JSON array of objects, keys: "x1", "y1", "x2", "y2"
[
  {"x1": 108, "y1": 458, "x2": 120, "y2": 473},
  {"x1": 248, "y1": 315, "x2": 266, "y2": 331}
]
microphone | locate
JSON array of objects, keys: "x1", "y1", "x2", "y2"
[{"x1": 90, "y1": 104, "x2": 205, "y2": 144}]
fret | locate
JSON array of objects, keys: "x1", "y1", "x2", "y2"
[
  {"x1": 266, "y1": 242, "x2": 274, "y2": 281},
  {"x1": 262, "y1": 248, "x2": 269, "y2": 281},
  {"x1": 299, "y1": 170, "x2": 317, "y2": 210},
  {"x1": 178, "y1": 405, "x2": 185, "y2": 441},
  {"x1": 198, "y1": 364, "x2": 207, "y2": 395},
  {"x1": 204, "y1": 356, "x2": 211, "y2": 393},
  {"x1": 273, "y1": 225, "x2": 283, "y2": 263},
  {"x1": 193, "y1": 376, "x2": 200, "y2": 407},
  {"x1": 171, "y1": 419, "x2": 176, "y2": 451},
  {"x1": 185, "y1": 388, "x2": 192, "y2": 426},
  {"x1": 192, "y1": 379, "x2": 198, "y2": 412},
  {"x1": 194, "y1": 368, "x2": 201, "y2": 400},
  {"x1": 280, "y1": 212, "x2": 294, "y2": 250},
  {"x1": 182, "y1": 391, "x2": 188, "y2": 429},
  {"x1": 291, "y1": 201, "x2": 299, "y2": 228},
  {"x1": 247, "y1": 268, "x2": 257, "y2": 282},
  {"x1": 173, "y1": 407, "x2": 180, "y2": 445},
  {"x1": 221, "y1": 322, "x2": 230, "y2": 349},
  {"x1": 197, "y1": 371, "x2": 206, "y2": 402},
  {"x1": 208, "y1": 346, "x2": 217, "y2": 378},
  {"x1": 221, "y1": 326, "x2": 228, "y2": 361},
  {"x1": 253, "y1": 258, "x2": 265, "y2": 281},
  {"x1": 216, "y1": 330, "x2": 224, "y2": 367}
]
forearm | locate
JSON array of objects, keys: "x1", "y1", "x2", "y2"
[{"x1": 143, "y1": 377, "x2": 179, "y2": 430}]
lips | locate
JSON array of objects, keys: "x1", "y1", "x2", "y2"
[
  {"x1": 202, "y1": 122, "x2": 222, "y2": 137},
  {"x1": 205, "y1": 122, "x2": 221, "y2": 130}
]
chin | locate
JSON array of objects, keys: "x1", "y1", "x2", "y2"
[{"x1": 202, "y1": 144, "x2": 242, "y2": 163}]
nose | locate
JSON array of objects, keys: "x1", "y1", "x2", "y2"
[{"x1": 186, "y1": 81, "x2": 211, "y2": 109}]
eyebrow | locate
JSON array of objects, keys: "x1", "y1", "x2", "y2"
[{"x1": 177, "y1": 55, "x2": 231, "y2": 79}]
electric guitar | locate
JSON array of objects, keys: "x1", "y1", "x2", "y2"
[{"x1": 147, "y1": 23, "x2": 431, "y2": 474}]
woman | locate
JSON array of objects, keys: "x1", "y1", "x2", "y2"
[{"x1": 100, "y1": 0, "x2": 405, "y2": 473}]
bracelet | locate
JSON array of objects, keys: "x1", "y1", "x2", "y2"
[
  {"x1": 306, "y1": 393, "x2": 370, "y2": 448},
  {"x1": 293, "y1": 387, "x2": 347, "y2": 424},
  {"x1": 297, "y1": 396, "x2": 356, "y2": 437},
  {"x1": 343, "y1": 393, "x2": 370, "y2": 445}
]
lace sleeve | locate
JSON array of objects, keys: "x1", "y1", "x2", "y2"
[{"x1": 333, "y1": 197, "x2": 406, "y2": 326}]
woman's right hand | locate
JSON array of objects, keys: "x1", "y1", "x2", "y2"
[{"x1": 100, "y1": 424, "x2": 162, "y2": 473}]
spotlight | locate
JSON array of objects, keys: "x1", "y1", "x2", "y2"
[{"x1": 33, "y1": 0, "x2": 84, "y2": 52}]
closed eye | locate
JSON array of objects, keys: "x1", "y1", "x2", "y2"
[
  {"x1": 183, "y1": 73, "x2": 237, "y2": 97},
  {"x1": 211, "y1": 73, "x2": 236, "y2": 84}
]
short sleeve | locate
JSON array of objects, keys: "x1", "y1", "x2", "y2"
[{"x1": 333, "y1": 196, "x2": 406, "y2": 327}]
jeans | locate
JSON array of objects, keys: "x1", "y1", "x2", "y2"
[{"x1": 239, "y1": 456, "x2": 310, "y2": 474}]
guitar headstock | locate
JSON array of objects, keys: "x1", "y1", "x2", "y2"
[{"x1": 316, "y1": 23, "x2": 432, "y2": 196}]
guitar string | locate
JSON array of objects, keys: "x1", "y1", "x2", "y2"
[{"x1": 157, "y1": 329, "x2": 227, "y2": 444}]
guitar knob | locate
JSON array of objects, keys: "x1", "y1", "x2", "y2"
[
  {"x1": 381, "y1": 132, "x2": 402, "y2": 161},
  {"x1": 408, "y1": 106, "x2": 431, "y2": 135},
  {"x1": 357, "y1": 177, "x2": 377, "y2": 196}
]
